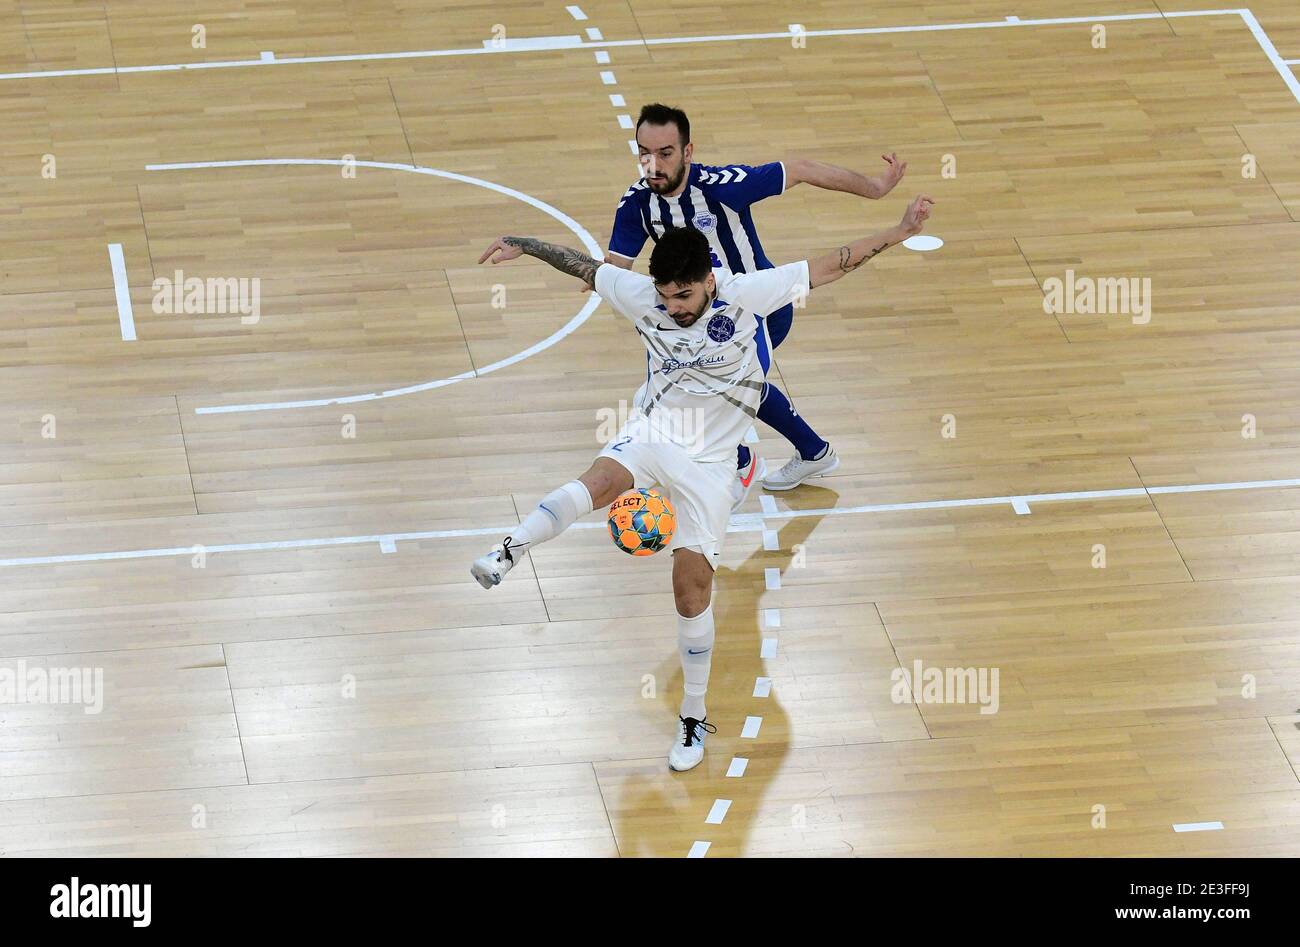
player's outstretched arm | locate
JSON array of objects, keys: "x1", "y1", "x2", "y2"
[
  {"x1": 478, "y1": 236, "x2": 600, "y2": 286},
  {"x1": 786, "y1": 153, "x2": 907, "y2": 199},
  {"x1": 807, "y1": 194, "x2": 934, "y2": 289}
]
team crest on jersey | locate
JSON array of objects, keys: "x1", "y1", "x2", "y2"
[
  {"x1": 706, "y1": 313, "x2": 736, "y2": 342},
  {"x1": 692, "y1": 212, "x2": 717, "y2": 233}
]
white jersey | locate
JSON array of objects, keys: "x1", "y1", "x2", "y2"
[{"x1": 594, "y1": 260, "x2": 810, "y2": 463}]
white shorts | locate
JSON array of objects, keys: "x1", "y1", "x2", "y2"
[{"x1": 598, "y1": 414, "x2": 735, "y2": 570}]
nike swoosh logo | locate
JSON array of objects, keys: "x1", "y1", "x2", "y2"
[
  {"x1": 687, "y1": 648, "x2": 711, "y2": 655},
  {"x1": 654, "y1": 324, "x2": 676, "y2": 331},
  {"x1": 740, "y1": 456, "x2": 758, "y2": 488}
]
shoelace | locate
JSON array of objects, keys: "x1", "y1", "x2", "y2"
[
  {"x1": 679, "y1": 716, "x2": 718, "y2": 747},
  {"x1": 499, "y1": 536, "x2": 521, "y2": 565}
]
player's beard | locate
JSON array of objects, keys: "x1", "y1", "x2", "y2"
[
  {"x1": 672, "y1": 291, "x2": 711, "y2": 328},
  {"x1": 646, "y1": 162, "x2": 686, "y2": 194}
]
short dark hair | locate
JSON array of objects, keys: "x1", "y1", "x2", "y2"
[
  {"x1": 636, "y1": 103, "x2": 690, "y2": 147},
  {"x1": 649, "y1": 228, "x2": 712, "y2": 286}
]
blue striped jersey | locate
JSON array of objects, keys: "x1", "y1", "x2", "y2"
[{"x1": 608, "y1": 162, "x2": 786, "y2": 274}]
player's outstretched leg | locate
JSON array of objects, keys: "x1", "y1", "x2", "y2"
[
  {"x1": 471, "y1": 457, "x2": 632, "y2": 589},
  {"x1": 668, "y1": 547, "x2": 718, "y2": 771}
]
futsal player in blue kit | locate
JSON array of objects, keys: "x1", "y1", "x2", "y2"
[{"x1": 605, "y1": 103, "x2": 908, "y2": 492}]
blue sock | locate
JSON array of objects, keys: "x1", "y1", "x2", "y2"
[
  {"x1": 758, "y1": 383, "x2": 827, "y2": 461},
  {"x1": 736, "y1": 444, "x2": 751, "y2": 470}
]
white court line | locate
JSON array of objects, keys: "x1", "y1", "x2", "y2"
[
  {"x1": 609, "y1": 93, "x2": 625, "y2": 106},
  {"x1": 3, "y1": 10, "x2": 1294, "y2": 104},
  {"x1": 1173, "y1": 821, "x2": 1224, "y2": 832},
  {"x1": 599, "y1": 70, "x2": 616, "y2": 84},
  {"x1": 761, "y1": 529, "x2": 778, "y2": 550},
  {"x1": 586, "y1": 28, "x2": 603, "y2": 41},
  {"x1": 726, "y1": 757, "x2": 749, "y2": 777},
  {"x1": 594, "y1": 50, "x2": 610, "y2": 64},
  {"x1": 1012, "y1": 497, "x2": 1032, "y2": 515},
  {"x1": 752, "y1": 678, "x2": 772, "y2": 698},
  {"x1": 6, "y1": 476, "x2": 1300, "y2": 567},
  {"x1": 705, "y1": 799, "x2": 732, "y2": 824},
  {"x1": 566, "y1": 5, "x2": 588, "y2": 21},
  {"x1": 142, "y1": 159, "x2": 603, "y2": 415},
  {"x1": 1239, "y1": 9, "x2": 1300, "y2": 105},
  {"x1": 107, "y1": 243, "x2": 136, "y2": 342},
  {"x1": 379, "y1": 538, "x2": 396, "y2": 554},
  {"x1": 763, "y1": 609, "x2": 781, "y2": 628},
  {"x1": 741, "y1": 716, "x2": 763, "y2": 738},
  {"x1": 686, "y1": 840, "x2": 710, "y2": 857},
  {"x1": 760, "y1": 638, "x2": 778, "y2": 658},
  {"x1": 481, "y1": 35, "x2": 583, "y2": 51},
  {"x1": 764, "y1": 567, "x2": 781, "y2": 590},
  {"x1": 759, "y1": 494, "x2": 778, "y2": 515}
]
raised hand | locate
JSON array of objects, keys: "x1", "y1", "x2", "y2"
[
  {"x1": 876, "y1": 152, "x2": 907, "y2": 197},
  {"x1": 899, "y1": 194, "x2": 934, "y2": 236}
]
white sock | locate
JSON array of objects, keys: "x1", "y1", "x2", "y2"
[
  {"x1": 678, "y1": 605, "x2": 715, "y2": 720},
  {"x1": 508, "y1": 480, "x2": 594, "y2": 555}
]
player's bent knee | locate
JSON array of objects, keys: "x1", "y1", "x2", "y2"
[{"x1": 582, "y1": 457, "x2": 634, "y2": 508}]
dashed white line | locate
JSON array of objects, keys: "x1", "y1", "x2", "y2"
[
  {"x1": 687, "y1": 840, "x2": 711, "y2": 857},
  {"x1": 763, "y1": 609, "x2": 781, "y2": 628},
  {"x1": 566, "y1": 5, "x2": 588, "y2": 21},
  {"x1": 617, "y1": 113, "x2": 633, "y2": 128},
  {"x1": 600, "y1": 70, "x2": 616, "y2": 84},
  {"x1": 764, "y1": 567, "x2": 781, "y2": 590},
  {"x1": 752, "y1": 678, "x2": 772, "y2": 698},
  {"x1": 761, "y1": 637, "x2": 778, "y2": 658},
  {"x1": 741, "y1": 716, "x2": 763, "y2": 738},
  {"x1": 609, "y1": 93, "x2": 625, "y2": 106},
  {"x1": 594, "y1": 50, "x2": 610, "y2": 64},
  {"x1": 705, "y1": 799, "x2": 732, "y2": 824},
  {"x1": 726, "y1": 757, "x2": 749, "y2": 777},
  {"x1": 586, "y1": 27, "x2": 603, "y2": 41},
  {"x1": 1173, "y1": 821, "x2": 1224, "y2": 832},
  {"x1": 107, "y1": 243, "x2": 136, "y2": 342}
]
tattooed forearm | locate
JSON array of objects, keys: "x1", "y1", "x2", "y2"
[
  {"x1": 837, "y1": 241, "x2": 888, "y2": 273},
  {"x1": 503, "y1": 236, "x2": 599, "y2": 283}
]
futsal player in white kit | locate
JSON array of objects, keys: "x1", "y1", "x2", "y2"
[{"x1": 472, "y1": 193, "x2": 934, "y2": 771}]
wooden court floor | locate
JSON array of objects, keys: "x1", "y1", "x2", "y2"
[{"x1": 1, "y1": 0, "x2": 1299, "y2": 857}]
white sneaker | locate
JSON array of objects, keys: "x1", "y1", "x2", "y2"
[
  {"x1": 470, "y1": 536, "x2": 522, "y2": 589},
  {"x1": 669, "y1": 716, "x2": 717, "y2": 772},
  {"x1": 761, "y1": 446, "x2": 840, "y2": 491},
  {"x1": 731, "y1": 452, "x2": 766, "y2": 513}
]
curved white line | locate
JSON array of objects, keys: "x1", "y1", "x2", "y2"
[{"x1": 144, "y1": 159, "x2": 604, "y2": 414}]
